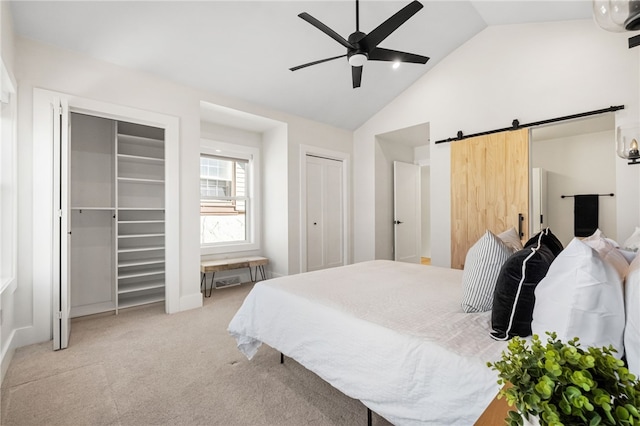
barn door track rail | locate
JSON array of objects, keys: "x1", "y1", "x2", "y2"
[{"x1": 434, "y1": 105, "x2": 625, "y2": 145}]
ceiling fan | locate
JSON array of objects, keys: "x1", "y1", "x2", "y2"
[{"x1": 290, "y1": 0, "x2": 430, "y2": 89}]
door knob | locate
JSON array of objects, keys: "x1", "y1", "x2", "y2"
[{"x1": 394, "y1": 220, "x2": 403, "y2": 225}]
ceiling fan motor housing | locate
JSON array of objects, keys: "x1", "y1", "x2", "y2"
[{"x1": 347, "y1": 31, "x2": 368, "y2": 58}]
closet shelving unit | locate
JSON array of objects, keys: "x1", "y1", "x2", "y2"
[
  {"x1": 115, "y1": 125, "x2": 166, "y2": 312},
  {"x1": 68, "y1": 114, "x2": 167, "y2": 318}
]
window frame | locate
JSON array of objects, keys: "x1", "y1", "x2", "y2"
[
  {"x1": 200, "y1": 140, "x2": 260, "y2": 255},
  {"x1": 0, "y1": 57, "x2": 17, "y2": 294}
]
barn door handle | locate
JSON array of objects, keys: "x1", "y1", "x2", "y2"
[
  {"x1": 394, "y1": 220, "x2": 403, "y2": 225},
  {"x1": 518, "y1": 213, "x2": 524, "y2": 238}
]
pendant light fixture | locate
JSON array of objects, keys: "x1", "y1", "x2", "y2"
[{"x1": 593, "y1": 0, "x2": 640, "y2": 31}]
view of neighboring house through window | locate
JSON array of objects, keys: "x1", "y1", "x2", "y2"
[{"x1": 200, "y1": 154, "x2": 249, "y2": 245}]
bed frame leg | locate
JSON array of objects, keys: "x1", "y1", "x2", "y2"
[
  {"x1": 367, "y1": 407, "x2": 372, "y2": 426},
  {"x1": 280, "y1": 353, "x2": 284, "y2": 364}
]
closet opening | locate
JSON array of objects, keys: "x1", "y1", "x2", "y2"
[{"x1": 67, "y1": 113, "x2": 167, "y2": 319}]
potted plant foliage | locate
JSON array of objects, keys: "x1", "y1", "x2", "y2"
[{"x1": 487, "y1": 332, "x2": 640, "y2": 426}]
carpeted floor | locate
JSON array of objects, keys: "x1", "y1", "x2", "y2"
[{"x1": 1, "y1": 283, "x2": 390, "y2": 425}]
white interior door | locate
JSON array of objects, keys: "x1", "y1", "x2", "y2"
[
  {"x1": 306, "y1": 155, "x2": 344, "y2": 271},
  {"x1": 394, "y1": 161, "x2": 421, "y2": 263},
  {"x1": 52, "y1": 99, "x2": 71, "y2": 350}
]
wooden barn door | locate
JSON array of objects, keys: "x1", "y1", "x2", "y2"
[{"x1": 451, "y1": 129, "x2": 529, "y2": 269}]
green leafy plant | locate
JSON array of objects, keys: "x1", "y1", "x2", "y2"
[{"x1": 487, "y1": 332, "x2": 640, "y2": 426}]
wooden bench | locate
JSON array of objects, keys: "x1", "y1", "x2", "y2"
[{"x1": 200, "y1": 256, "x2": 268, "y2": 297}]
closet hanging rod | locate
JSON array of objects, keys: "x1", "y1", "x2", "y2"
[
  {"x1": 434, "y1": 105, "x2": 625, "y2": 144},
  {"x1": 560, "y1": 193, "x2": 615, "y2": 199}
]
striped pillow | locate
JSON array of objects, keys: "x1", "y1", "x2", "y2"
[{"x1": 461, "y1": 231, "x2": 513, "y2": 313}]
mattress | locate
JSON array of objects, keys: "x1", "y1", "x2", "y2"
[{"x1": 228, "y1": 260, "x2": 509, "y2": 425}]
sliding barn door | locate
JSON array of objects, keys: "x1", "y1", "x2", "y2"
[{"x1": 451, "y1": 129, "x2": 529, "y2": 269}]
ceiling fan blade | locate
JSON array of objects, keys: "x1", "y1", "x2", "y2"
[
  {"x1": 360, "y1": 1, "x2": 423, "y2": 51},
  {"x1": 352, "y1": 65, "x2": 362, "y2": 88},
  {"x1": 368, "y1": 47, "x2": 429, "y2": 64},
  {"x1": 298, "y1": 12, "x2": 353, "y2": 49},
  {"x1": 290, "y1": 54, "x2": 347, "y2": 71}
]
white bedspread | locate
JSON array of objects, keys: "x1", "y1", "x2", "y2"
[{"x1": 228, "y1": 260, "x2": 509, "y2": 425}]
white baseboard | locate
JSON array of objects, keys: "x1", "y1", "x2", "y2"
[{"x1": 1, "y1": 328, "x2": 17, "y2": 384}]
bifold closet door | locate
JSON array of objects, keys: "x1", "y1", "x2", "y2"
[
  {"x1": 450, "y1": 128, "x2": 529, "y2": 270},
  {"x1": 306, "y1": 155, "x2": 344, "y2": 272},
  {"x1": 53, "y1": 100, "x2": 71, "y2": 350}
]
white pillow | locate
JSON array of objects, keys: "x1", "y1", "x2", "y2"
[
  {"x1": 461, "y1": 231, "x2": 513, "y2": 313},
  {"x1": 619, "y1": 249, "x2": 638, "y2": 263},
  {"x1": 582, "y1": 229, "x2": 629, "y2": 280},
  {"x1": 531, "y1": 238, "x2": 626, "y2": 357},
  {"x1": 625, "y1": 254, "x2": 640, "y2": 376},
  {"x1": 498, "y1": 227, "x2": 523, "y2": 253},
  {"x1": 623, "y1": 226, "x2": 640, "y2": 252}
]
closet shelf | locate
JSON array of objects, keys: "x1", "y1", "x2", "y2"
[
  {"x1": 118, "y1": 220, "x2": 164, "y2": 224},
  {"x1": 117, "y1": 133, "x2": 163, "y2": 146},
  {"x1": 118, "y1": 293, "x2": 165, "y2": 309},
  {"x1": 118, "y1": 270, "x2": 164, "y2": 280},
  {"x1": 71, "y1": 206, "x2": 115, "y2": 211},
  {"x1": 117, "y1": 176, "x2": 164, "y2": 184},
  {"x1": 117, "y1": 246, "x2": 164, "y2": 254},
  {"x1": 117, "y1": 233, "x2": 165, "y2": 239},
  {"x1": 117, "y1": 207, "x2": 165, "y2": 211},
  {"x1": 118, "y1": 280, "x2": 164, "y2": 294},
  {"x1": 117, "y1": 153, "x2": 165, "y2": 164},
  {"x1": 118, "y1": 258, "x2": 165, "y2": 268}
]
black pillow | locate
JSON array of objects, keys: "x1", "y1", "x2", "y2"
[
  {"x1": 524, "y1": 228, "x2": 563, "y2": 257},
  {"x1": 490, "y1": 239, "x2": 556, "y2": 340}
]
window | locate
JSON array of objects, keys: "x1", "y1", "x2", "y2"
[
  {"x1": 0, "y1": 58, "x2": 17, "y2": 292},
  {"x1": 200, "y1": 140, "x2": 259, "y2": 254}
]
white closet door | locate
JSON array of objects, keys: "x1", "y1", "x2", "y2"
[
  {"x1": 306, "y1": 155, "x2": 344, "y2": 272},
  {"x1": 306, "y1": 157, "x2": 325, "y2": 271},
  {"x1": 323, "y1": 158, "x2": 344, "y2": 268},
  {"x1": 52, "y1": 99, "x2": 71, "y2": 350}
]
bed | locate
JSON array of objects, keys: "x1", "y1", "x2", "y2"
[{"x1": 228, "y1": 260, "x2": 510, "y2": 425}]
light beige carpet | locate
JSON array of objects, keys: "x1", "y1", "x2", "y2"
[{"x1": 1, "y1": 283, "x2": 391, "y2": 426}]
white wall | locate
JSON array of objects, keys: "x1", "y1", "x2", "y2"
[
  {"x1": 354, "y1": 20, "x2": 640, "y2": 267},
  {"x1": 532, "y1": 130, "x2": 618, "y2": 246},
  {"x1": 264, "y1": 124, "x2": 290, "y2": 277},
  {"x1": 12, "y1": 37, "x2": 352, "y2": 350},
  {"x1": 421, "y1": 166, "x2": 431, "y2": 258}
]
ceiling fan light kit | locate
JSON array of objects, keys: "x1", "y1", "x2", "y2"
[
  {"x1": 290, "y1": 0, "x2": 430, "y2": 88},
  {"x1": 348, "y1": 53, "x2": 367, "y2": 67}
]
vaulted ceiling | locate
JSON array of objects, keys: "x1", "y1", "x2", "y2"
[{"x1": 10, "y1": 1, "x2": 594, "y2": 130}]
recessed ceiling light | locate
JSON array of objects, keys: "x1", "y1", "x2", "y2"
[{"x1": 392, "y1": 61, "x2": 401, "y2": 69}]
